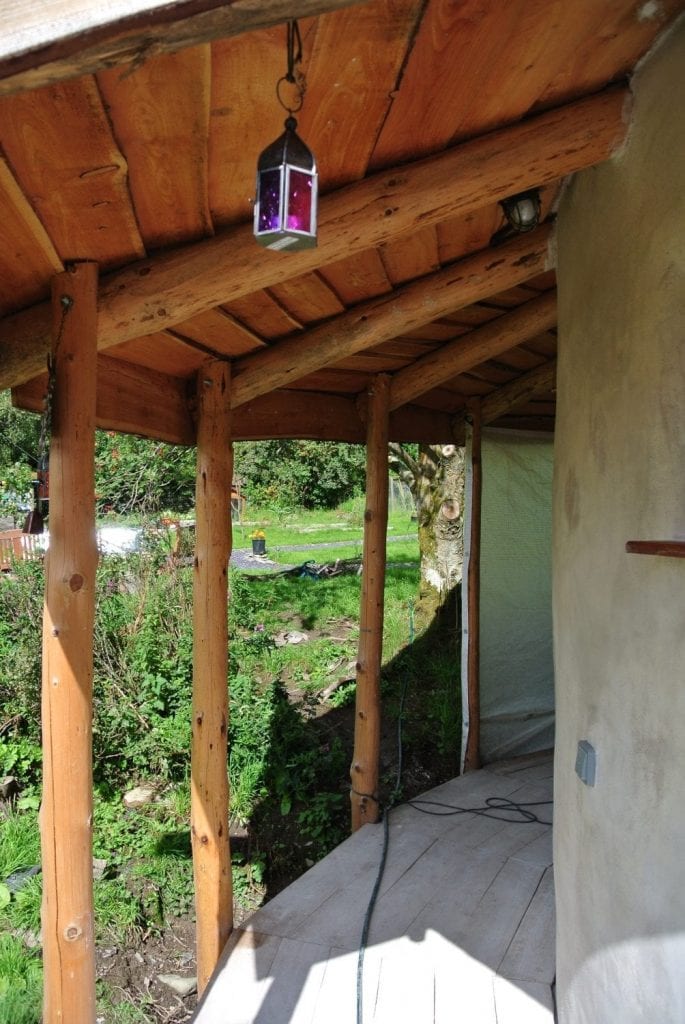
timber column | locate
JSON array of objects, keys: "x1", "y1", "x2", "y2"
[
  {"x1": 41, "y1": 263, "x2": 99, "y2": 1023},
  {"x1": 191, "y1": 360, "x2": 233, "y2": 992},
  {"x1": 463, "y1": 400, "x2": 482, "y2": 771},
  {"x1": 351, "y1": 374, "x2": 390, "y2": 831}
]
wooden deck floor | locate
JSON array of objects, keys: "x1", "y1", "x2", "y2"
[{"x1": 193, "y1": 755, "x2": 555, "y2": 1024}]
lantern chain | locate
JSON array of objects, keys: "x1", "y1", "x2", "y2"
[{"x1": 276, "y1": 19, "x2": 305, "y2": 116}]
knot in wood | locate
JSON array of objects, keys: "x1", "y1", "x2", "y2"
[
  {"x1": 68, "y1": 573, "x2": 84, "y2": 592},
  {"x1": 64, "y1": 924, "x2": 82, "y2": 941}
]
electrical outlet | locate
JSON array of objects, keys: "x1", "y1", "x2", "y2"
[{"x1": 575, "y1": 740, "x2": 596, "y2": 786}]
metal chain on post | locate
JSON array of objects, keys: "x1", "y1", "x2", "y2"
[{"x1": 25, "y1": 295, "x2": 72, "y2": 533}]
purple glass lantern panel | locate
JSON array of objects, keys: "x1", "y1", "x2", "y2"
[
  {"x1": 258, "y1": 168, "x2": 283, "y2": 232},
  {"x1": 286, "y1": 169, "x2": 313, "y2": 233}
]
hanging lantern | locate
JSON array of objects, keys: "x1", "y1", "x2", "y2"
[
  {"x1": 254, "y1": 116, "x2": 317, "y2": 251},
  {"x1": 253, "y1": 21, "x2": 318, "y2": 252}
]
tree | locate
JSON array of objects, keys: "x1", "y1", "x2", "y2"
[
  {"x1": 233, "y1": 440, "x2": 367, "y2": 510},
  {"x1": 389, "y1": 443, "x2": 465, "y2": 621}
]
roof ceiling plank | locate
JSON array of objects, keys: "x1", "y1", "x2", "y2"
[
  {"x1": 534, "y1": 0, "x2": 682, "y2": 110},
  {"x1": 318, "y1": 250, "x2": 392, "y2": 305},
  {"x1": 230, "y1": 227, "x2": 553, "y2": 408},
  {"x1": 172, "y1": 308, "x2": 267, "y2": 357},
  {"x1": 0, "y1": 77, "x2": 146, "y2": 269},
  {"x1": 379, "y1": 225, "x2": 441, "y2": 287},
  {"x1": 0, "y1": 157, "x2": 63, "y2": 316},
  {"x1": 369, "y1": 0, "x2": 634, "y2": 168},
  {"x1": 208, "y1": 25, "x2": 291, "y2": 228},
  {"x1": 267, "y1": 273, "x2": 345, "y2": 326},
  {"x1": 97, "y1": 46, "x2": 213, "y2": 248},
  {"x1": 389, "y1": 289, "x2": 556, "y2": 410},
  {"x1": 0, "y1": 86, "x2": 626, "y2": 391},
  {"x1": 108, "y1": 330, "x2": 208, "y2": 377},
  {"x1": 295, "y1": 0, "x2": 424, "y2": 190}
]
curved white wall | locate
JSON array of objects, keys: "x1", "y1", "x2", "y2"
[{"x1": 553, "y1": 18, "x2": 685, "y2": 1024}]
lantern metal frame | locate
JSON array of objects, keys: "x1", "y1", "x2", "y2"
[
  {"x1": 499, "y1": 189, "x2": 542, "y2": 233},
  {"x1": 254, "y1": 116, "x2": 318, "y2": 251}
]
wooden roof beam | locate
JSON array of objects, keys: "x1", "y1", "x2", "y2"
[
  {"x1": 0, "y1": 87, "x2": 628, "y2": 391},
  {"x1": 388, "y1": 291, "x2": 557, "y2": 411},
  {"x1": 481, "y1": 357, "x2": 557, "y2": 425},
  {"x1": 231, "y1": 227, "x2": 553, "y2": 408},
  {"x1": 13, "y1": 368, "x2": 461, "y2": 444},
  {"x1": 0, "y1": 0, "x2": 365, "y2": 98}
]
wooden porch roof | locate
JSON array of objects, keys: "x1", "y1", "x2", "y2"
[{"x1": 0, "y1": 0, "x2": 680, "y2": 443}]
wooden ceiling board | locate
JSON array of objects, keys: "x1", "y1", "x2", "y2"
[
  {"x1": 436, "y1": 204, "x2": 502, "y2": 265},
  {"x1": 222, "y1": 291, "x2": 303, "y2": 339},
  {"x1": 108, "y1": 332, "x2": 205, "y2": 377},
  {"x1": 398, "y1": 321, "x2": 470, "y2": 342},
  {"x1": 488, "y1": 347, "x2": 547, "y2": 372},
  {"x1": 318, "y1": 249, "x2": 392, "y2": 305},
  {"x1": 268, "y1": 272, "x2": 345, "y2": 325},
  {"x1": 442, "y1": 373, "x2": 492, "y2": 398},
  {"x1": 0, "y1": 77, "x2": 145, "y2": 268},
  {"x1": 481, "y1": 284, "x2": 551, "y2": 310},
  {"x1": 172, "y1": 308, "x2": 266, "y2": 357},
  {"x1": 371, "y1": 337, "x2": 441, "y2": 358},
  {"x1": 97, "y1": 46, "x2": 213, "y2": 250},
  {"x1": 521, "y1": 331, "x2": 558, "y2": 358},
  {"x1": 283, "y1": 368, "x2": 369, "y2": 392},
  {"x1": 461, "y1": 362, "x2": 519, "y2": 386},
  {"x1": 296, "y1": 0, "x2": 424, "y2": 190},
  {"x1": 207, "y1": 25, "x2": 287, "y2": 228},
  {"x1": 332, "y1": 350, "x2": 411, "y2": 372},
  {"x1": 0, "y1": 157, "x2": 62, "y2": 316},
  {"x1": 379, "y1": 224, "x2": 441, "y2": 286},
  {"x1": 370, "y1": 0, "x2": 665, "y2": 169},
  {"x1": 446, "y1": 304, "x2": 504, "y2": 328},
  {"x1": 534, "y1": 0, "x2": 682, "y2": 111},
  {"x1": 439, "y1": 1, "x2": 629, "y2": 143}
]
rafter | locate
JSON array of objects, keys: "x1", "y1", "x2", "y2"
[
  {"x1": 0, "y1": 87, "x2": 627, "y2": 391},
  {"x1": 13, "y1": 365, "x2": 461, "y2": 444},
  {"x1": 231, "y1": 227, "x2": 553, "y2": 408},
  {"x1": 480, "y1": 358, "x2": 557, "y2": 424},
  {"x1": 389, "y1": 292, "x2": 557, "y2": 411}
]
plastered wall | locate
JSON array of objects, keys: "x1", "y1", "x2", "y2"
[{"x1": 553, "y1": 17, "x2": 685, "y2": 1024}]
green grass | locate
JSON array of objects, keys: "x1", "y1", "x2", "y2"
[
  {"x1": 233, "y1": 501, "x2": 416, "y2": 550},
  {"x1": 0, "y1": 934, "x2": 42, "y2": 1024}
]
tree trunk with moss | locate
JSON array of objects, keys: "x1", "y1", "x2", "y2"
[{"x1": 389, "y1": 443, "x2": 465, "y2": 623}]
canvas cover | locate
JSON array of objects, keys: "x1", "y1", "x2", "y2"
[{"x1": 461, "y1": 428, "x2": 555, "y2": 766}]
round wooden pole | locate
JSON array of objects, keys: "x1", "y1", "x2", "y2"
[
  {"x1": 41, "y1": 262, "x2": 99, "y2": 1024},
  {"x1": 463, "y1": 401, "x2": 482, "y2": 772},
  {"x1": 351, "y1": 375, "x2": 390, "y2": 831},
  {"x1": 191, "y1": 360, "x2": 233, "y2": 993}
]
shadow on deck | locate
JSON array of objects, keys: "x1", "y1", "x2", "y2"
[{"x1": 193, "y1": 754, "x2": 555, "y2": 1024}]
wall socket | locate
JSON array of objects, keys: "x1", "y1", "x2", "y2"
[{"x1": 575, "y1": 740, "x2": 597, "y2": 786}]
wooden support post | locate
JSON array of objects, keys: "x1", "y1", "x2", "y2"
[
  {"x1": 351, "y1": 375, "x2": 390, "y2": 831},
  {"x1": 463, "y1": 401, "x2": 482, "y2": 772},
  {"x1": 41, "y1": 262, "x2": 99, "y2": 1024},
  {"x1": 191, "y1": 360, "x2": 233, "y2": 993}
]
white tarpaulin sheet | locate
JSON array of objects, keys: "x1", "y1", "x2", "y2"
[{"x1": 462, "y1": 429, "x2": 555, "y2": 764}]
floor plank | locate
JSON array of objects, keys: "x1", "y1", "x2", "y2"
[{"x1": 193, "y1": 757, "x2": 555, "y2": 1024}]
